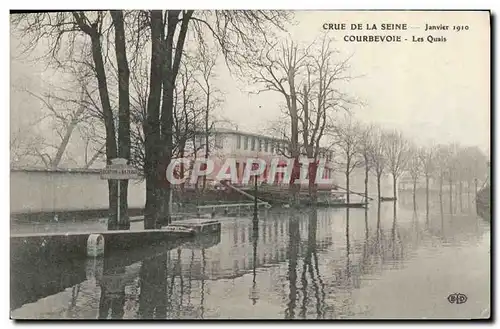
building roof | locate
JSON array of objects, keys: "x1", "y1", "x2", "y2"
[
  {"x1": 213, "y1": 128, "x2": 333, "y2": 154},
  {"x1": 213, "y1": 128, "x2": 288, "y2": 142}
]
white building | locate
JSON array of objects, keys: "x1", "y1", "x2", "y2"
[
  {"x1": 188, "y1": 128, "x2": 393, "y2": 197},
  {"x1": 190, "y1": 128, "x2": 335, "y2": 188}
]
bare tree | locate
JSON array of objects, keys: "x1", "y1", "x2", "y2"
[
  {"x1": 298, "y1": 35, "x2": 356, "y2": 202},
  {"x1": 193, "y1": 40, "x2": 223, "y2": 191},
  {"x1": 77, "y1": 117, "x2": 106, "y2": 169},
  {"x1": 17, "y1": 62, "x2": 104, "y2": 169},
  {"x1": 12, "y1": 11, "x2": 134, "y2": 230},
  {"x1": 174, "y1": 58, "x2": 206, "y2": 193},
  {"x1": 455, "y1": 146, "x2": 471, "y2": 212},
  {"x1": 31, "y1": 87, "x2": 85, "y2": 168},
  {"x1": 247, "y1": 35, "x2": 357, "y2": 203},
  {"x1": 110, "y1": 10, "x2": 132, "y2": 230},
  {"x1": 454, "y1": 146, "x2": 488, "y2": 210},
  {"x1": 418, "y1": 144, "x2": 436, "y2": 218},
  {"x1": 434, "y1": 144, "x2": 451, "y2": 207},
  {"x1": 10, "y1": 125, "x2": 48, "y2": 167},
  {"x1": 406, "y1": 144, "x2": 423, "y2": 208},
  {"x1": 245, "y1": 39, "x2": 310, "y2": 203},
  {"x1": 369, "y1": 128, "x2": 387, "y2": 201},
  {"x1": 12, "y1": 10, "x2": 293, "y2": 230},
  {"x1": 143, "y1": 10, "x2": 292, "y2": 228},
  {"x1": 384, "y1": 130, "x2": 409, "y2": 201},
  {"x1": 358, "y1": 124, "x2": 374, "y2": 203},
  {"x1": 445, "y1": 143, "x2": 461, "y2": 214}
]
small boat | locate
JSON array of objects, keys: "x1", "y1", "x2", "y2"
[{"x1": 380, "y1": 196, "x2": 397, "y2": 202}]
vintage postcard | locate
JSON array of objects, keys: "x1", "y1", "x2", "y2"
[{"x1": 10, "y1": 10, "x2": 490, "y2": 320}]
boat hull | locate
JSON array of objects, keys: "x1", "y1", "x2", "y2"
[{"x1": 476, "y1": 185, "x2": 491, "y2": 221}]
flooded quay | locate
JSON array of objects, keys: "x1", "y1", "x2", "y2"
[{"x1": 10, "y1": 192, "x2": 490, "y2": 319}]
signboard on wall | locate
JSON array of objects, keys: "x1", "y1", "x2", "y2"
[{"x1": 100, "y1": 158, "x2": 140, "y2": 180}]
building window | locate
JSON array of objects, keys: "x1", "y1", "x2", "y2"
[
  {"x1": 236, "y1": 135, "x2": 241, "y2": 149},
  {"x1": 251, "y1": 137, "x2": 256, "y2": 151},
  {"x1": 271, "y1": 142, "x2": 275, "y2": 154},
  {"x1": 215, "y1": 135, "x2": 223, "y2": 148},
  {"x1": 196, "y1": 135, "x2": 204, "y2": 148},
  {"x1": 244, "y1": 136, "x2": 249, "y2": 150},
  {"x1": 264, "y1": 139, "x2": 269, "y2": 152},
  {"x1": 258, "y1": 139, "x2": 263, "y2": 152}
]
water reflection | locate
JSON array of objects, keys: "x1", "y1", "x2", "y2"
[
  {"x1": 11, "y1": 192, "x2": 490, "y2": 319},
  {"x1": 137, "y1": 256, "x2": 167, "y2": 319},
  {"x1": 285, "y1": 214, "x2": 299, "y2": 319},
  {"x1": 98, "y1": 260, "x2": 127, "y2": 319}
]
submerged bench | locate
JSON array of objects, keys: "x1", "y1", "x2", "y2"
[{"x1": 166, "y1": 218, "x2": 221, "y2": 235}]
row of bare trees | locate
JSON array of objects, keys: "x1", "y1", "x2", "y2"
[
  {"x1": 331, "y1": 116, "x2": 489, "y2": 214},
  {"x1": 243, "y1": 32, "x2": 489, "y2": 208},
  {"x1": 408, "y1": 142, "x2": 489, "y2": 214},
  {"x1": 253, "y1": 35, "x2": 359, "y2": 203}
]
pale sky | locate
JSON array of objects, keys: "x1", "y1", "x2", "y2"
[
  {"x1": 217, "y1": 11, "x2": 490, "y2": 152},
  {"x1": 10, "y1": 11, "x2": 491, "y2": 157}
]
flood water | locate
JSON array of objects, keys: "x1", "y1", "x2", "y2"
[{"x1": 10, "y1": 191, "x2": 490, "y2": 319}]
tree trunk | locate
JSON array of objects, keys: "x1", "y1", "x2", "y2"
[
  {"x1": 467, "y1": 180, "x2": 471, "y2": 209},
  {"x1": 144, "y1": 10, "x2": 164, "y2": 230},
  {"x1": 393, "y1": 175, "x2": 397, "y2": 201},
  {"x1": 449, "y1": 178, "x2": 453, "y2": 215},
  {"x1": 179, "y1": 147, "x2": 186, "y2": 199},
  {"x1": 377, "y1": 174, "x2": 381, "y2": 202},
  {"x1": 89, "y1": 30, "x2": 118, "y2": 230},
  {"x1": 308, "y1": 159, "x2": 317, "y2": 204},
  {"x1": 72, "y1": 13, "x2": 119, "y2": 228},
  {"x1": 51, "y1": 105, "x2": 84, "y2": 168},
  {"x1": 83, "y1": 145, "x2": 105, "y2": 169},
  {"x1": 158, "y1": 10, "x2": 192, "y2": 226},
  {"x1": 425, "y1": 174, "x2": 430, "y2": 219},
  {"x1": 158, "y1": 11, "x2": 178, "y2": 227},
  {"x1": 377, "y1": 174, "x2": 381, "y2": 201},
  {"x1": 288, "y1": 75, "x2": 300, "y2": 205},
  {"x1": 346, "y1": 171, "x2": 350, "y2": 204},
  {"x1": 345, "y1": 158, "x2": 351, "y2": 204},
  {"x1": 439, "y1": 174, "x2": 443, "y2": 206},
  {"x1": 412, "y1": 179, "x2": 417, "y2": 209},
  {"x1": 111, "y1": 10, "x2": 131, "y2": 230},
  {"x1": 289, "y1": 157, "x2": 300, "y2": 205},
  {"x1": 459, "y1": 180, "x2": 463, "y2": 212}
]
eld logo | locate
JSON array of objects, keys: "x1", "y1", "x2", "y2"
[{"x1": 447, "y1": 293, "x2": 468, "y2": 304}]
